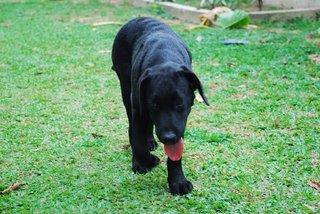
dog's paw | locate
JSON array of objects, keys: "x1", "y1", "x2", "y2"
[
  {"x1": 169, "y1": 179, "x2": 193, "y2": 196},
  {"x1": 132, "y1": 154, "x2": 160, "y2": 174},
  {"x1": 147, "y1": 138, "x2": 158, "y2": 151}
]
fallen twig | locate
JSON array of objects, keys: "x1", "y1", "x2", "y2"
[
  {"x1": 92, "y1": 21, "x2": 122, "y2": 27},
  {"x1": 0, "y1": 182, "x2": 22, "y2": 195},
  {"x1": 308, "y1": 181, "x2": 320, "y2": 192}
]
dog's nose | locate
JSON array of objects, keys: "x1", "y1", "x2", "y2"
[{"x1": 160, "y1": 131, "x2": 177, "y2": 145}]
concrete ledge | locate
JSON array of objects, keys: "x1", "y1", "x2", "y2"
[
  {"x1": 249, "y1": 8, "x2": 320, "y2": 21},
  {"x1": 131, "y1": 0, "x2": 320, "y2": 23},
  {"x1": 159, "y1": 2, "x2": 209, "y2": 23}
]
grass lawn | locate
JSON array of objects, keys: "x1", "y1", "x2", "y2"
[{"x1": 0, "y1": 0, "x2": 319, "y2": 212}]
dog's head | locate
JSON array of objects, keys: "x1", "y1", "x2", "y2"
[{"x1": 138, "y1": 62, "x2": 209, "y2": 145}]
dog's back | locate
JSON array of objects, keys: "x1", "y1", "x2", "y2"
[
  {"x1": 114, "y1": 17, "x2": 175, "y2": 52},
  {"x1": 112, "y1": 17, "x2": 192, "y2": 77}
]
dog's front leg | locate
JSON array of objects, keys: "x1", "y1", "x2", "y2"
[
  {"x1": 131, "y1": 110, "x2": 160, "y2": 174},
  {"x1": 167, "y1": 158, "x2": 193, "y2": 195}
]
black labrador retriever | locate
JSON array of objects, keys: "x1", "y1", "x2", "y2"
[{"x1": 112, "y1": 17, "x2": 209, "y2": 195}]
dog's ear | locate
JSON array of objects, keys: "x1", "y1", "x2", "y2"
[
  {"x1": 181, "y1": 66, "x2": 210, "y2": 106},
  {"x1": 137, "y1": 69, "x2": 151, "y2": 115}
]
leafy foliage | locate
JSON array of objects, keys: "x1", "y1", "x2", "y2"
[
  {"x1": 175, "y1": 0, "x2": 255, "y2": 8},
  {"x1": 215, "y1": 10, "x2": 250, "y2": 28},
  {"x1": 213, "y1": 0, "x2": 254, "y2": 7}
]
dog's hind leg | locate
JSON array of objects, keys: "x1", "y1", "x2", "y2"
[
  {"x1": 112, "y1": 45, "x2": 159, "y2": 174},
  {"x1": 112, "y1": 35, "x2": 134, "y2": 146}
]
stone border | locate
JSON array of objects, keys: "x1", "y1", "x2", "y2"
[{"x1": 132, "y1": 0, "x2": 320, "y2": 23}]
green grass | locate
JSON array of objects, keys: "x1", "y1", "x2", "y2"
[{"x1": 0, "y1": 0, "x2": 319, "y2": 213}]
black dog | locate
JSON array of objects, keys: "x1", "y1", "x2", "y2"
[{"x1": 112, "y1": 17, "x2": 209, "y2": 195}]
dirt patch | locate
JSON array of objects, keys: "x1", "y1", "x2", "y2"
[
  {"x1": 311, "y1": 151, "x2": 320, "y2": 167},
  {"x1": 230, "y1": 91, "x2": 257, "y2": 100},
  {"x1": 268, "y1": 28, "x2": 302, "y2": 34}
]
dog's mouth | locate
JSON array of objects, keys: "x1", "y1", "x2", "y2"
[{"x1": 164, "y1": 138, "x2": 184, "y2": 161}]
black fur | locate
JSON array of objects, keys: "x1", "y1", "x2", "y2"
[{"x1": 112, "y1": 17, "x2": 209, "y2": 195}]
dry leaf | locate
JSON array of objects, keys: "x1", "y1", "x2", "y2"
[
  {"x1": 304, "y1": 204, "x2": 317, "y2": 211},
  {"x1": 92, "y1": 21, "x2": 122, "y2": 27},
  {"x1": 188, "y1": 25, "x2": 210, "y2": 31},
  {"x1": 1, "y1": 21, "x2": 12, "y2": 27},
  {"x1": 227, "y1": 62, "x2": 236, "y2": 67},
  {"x1": 195, "y1": 93, "x2": 204, "y2": 102},
  {"x1": 308, "y1": 181, "x2": 320, "y2": 192},
  {"x1": 123, "y1": 144, "x2": 131, "y2": 150},
  {"x1": 283, "y1": 58, "x2": 287, "y2": 65},
  {"x1": 199, "y1": 7, "x2": 232, "y2": 27},
  {"x1": 243, "y1": 24, "x2": 259, "y2": 30},
  {"x1": 98, "y1": 49, "x2": 111, "y2": 54},
  {"x1": 309, "y1": 54, "x2": 320, "y2": 64},
  {"x1": 196, "y1": 35, "x2": 203, "y2": 42},
  {"x1": 0, "y1": 182, "x2": 21, "y2": 195},
  {"x1": 85, "y1": 62, "x2": 95, "y2": 67},
  {"x1": 210, "y1": 60, "x2": 220, "y2": 67},
  {"x1": 33, "y1": 147, "x2": 42, "y2": 151},
  {"x1": 92, "y1": 133, "x2": 104, "y2": 139}
]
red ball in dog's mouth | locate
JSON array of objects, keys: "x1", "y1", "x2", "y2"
[{"x1": 164, "y1": 138, "x2": 184, "y2": 161}]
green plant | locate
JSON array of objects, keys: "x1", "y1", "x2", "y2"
[
  {"x1": 202, "y1": 0, "x2": 255, "y2": 8},
  {"x1": 215, "y1": 10, "x2": 250, "y2": 28}
]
